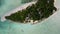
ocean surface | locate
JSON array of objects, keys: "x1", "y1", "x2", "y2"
[{"x1": 0, "y1": 0, "x2": 60, "y2": 34}]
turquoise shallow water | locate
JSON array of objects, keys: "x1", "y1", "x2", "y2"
[
  {"x1": 0, "y1": 0, "x2": 22, "y2": 16},
  {"x1": 0, "y1": 0, "x2": 32, "y2": 17},
  {"x1": 0, "y1": 0, "x2": 60, "y2": 34}
]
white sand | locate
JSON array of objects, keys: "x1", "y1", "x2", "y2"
[
  {"x1": 1, "y1": 1, "x2": 37, "y2": 22},
  {"x1": 1, "y1": 0, "x2": 57, "y2": 23}
]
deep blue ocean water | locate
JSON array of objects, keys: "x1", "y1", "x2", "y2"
[{"x1": 0, "y1": 0, "x2": 60, "y2": 34}]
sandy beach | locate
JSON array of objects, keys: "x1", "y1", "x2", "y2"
[
  {"x1": 1, "y1": 1, "x2": 37, "y2": 22},
  {"x1": 1, "y1": 0, "x2": 57, "y2": 22}
]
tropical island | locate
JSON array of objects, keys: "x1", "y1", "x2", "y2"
[{"x1": 5, "y1": 0, "x2": 57, "y2": 23}]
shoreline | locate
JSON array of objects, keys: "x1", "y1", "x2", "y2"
[
  {"x1": 1, "y1": 0, "x2": 57, "y2": 23},
  {"x1": 1, "y1": 1, "x2": 37, "y2": 22}
]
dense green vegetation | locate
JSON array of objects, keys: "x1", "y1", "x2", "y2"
[{"x1": 5, "y1": 0, "x2": 57, "y2": 23}]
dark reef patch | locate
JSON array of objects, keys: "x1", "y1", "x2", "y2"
[{"x1": 0, "y1": 0, "x2": 5, "y2": 6}]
